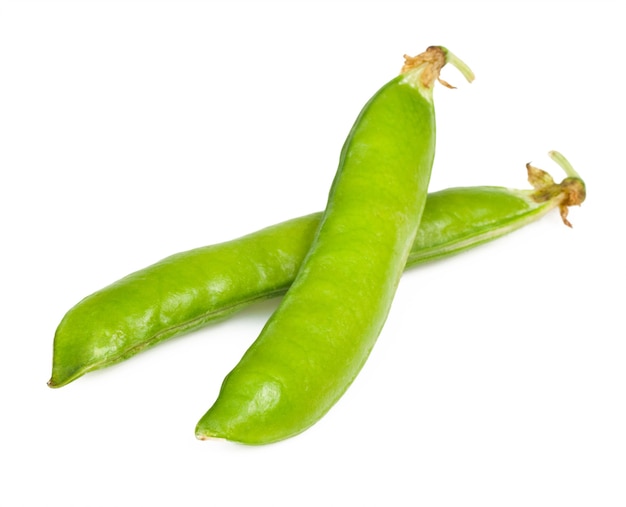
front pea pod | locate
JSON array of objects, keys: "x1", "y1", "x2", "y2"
[{"x1": 195, "y1": 46, "x2": 474, "y2": 445}]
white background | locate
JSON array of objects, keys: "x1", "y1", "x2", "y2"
[{"x1": 2, "y1": 1, "x2": 624, "y2": 505}]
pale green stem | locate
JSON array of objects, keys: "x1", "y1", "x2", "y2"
[
  {"x1": 442, "y1": 47, "x2": 475, "y2": 83},
  {"x1": 549, "y1": 150, "x2": 582, "y2": 180}
]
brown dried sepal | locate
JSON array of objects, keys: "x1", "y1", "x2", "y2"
[
  {"x1": 526, "y1": 163, "x2": 586, "y2": 228},
  {"x1": 558, "y1": 177, "x2": 587, "y2": 228},
  {"x1": 401, "y1": 46, "x2": 449, "y2": 89}
]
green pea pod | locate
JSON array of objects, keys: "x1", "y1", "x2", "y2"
[
  {"x1": 48, "y1": 152, "x2": 584, "y2": 390},
  {"x1": 195, "y1": 46, "x2": 474, "y2": 444}
]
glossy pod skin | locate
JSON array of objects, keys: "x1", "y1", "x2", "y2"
[
  {"x1": 195, "y1": 46, "x2": 475, "y2": 444},
  {"x1": 48, "y1": 153, "x2": 585, "y2": 389},
  {"x1": 49, "y1": 215, "x2": 321, "y2": 388}
]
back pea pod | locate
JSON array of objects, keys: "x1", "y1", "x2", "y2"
[{"x1": 48, "y1": 153, "x2": 584, "y2": 391}]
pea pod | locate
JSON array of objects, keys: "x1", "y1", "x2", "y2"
[
  {"x1": 195, "y1": 46, "x2": 474, "y2": 444},
  {"x1": 48, "y1": 152, "x2": 584, "y2": 389}
]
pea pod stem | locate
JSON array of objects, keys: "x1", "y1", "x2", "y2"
[
  {"x1": 440, "y1": 47, "x2": 475, "y2": 83},
  {"x1": 433, "y1": 46, "x2": 476, "y2": 87},
  {"x1": 525, "y1": 150, "x2": 586, "y2": 228},
  {"x1": 548, "y1": 150, "x2": 577, "y2": 178}
]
